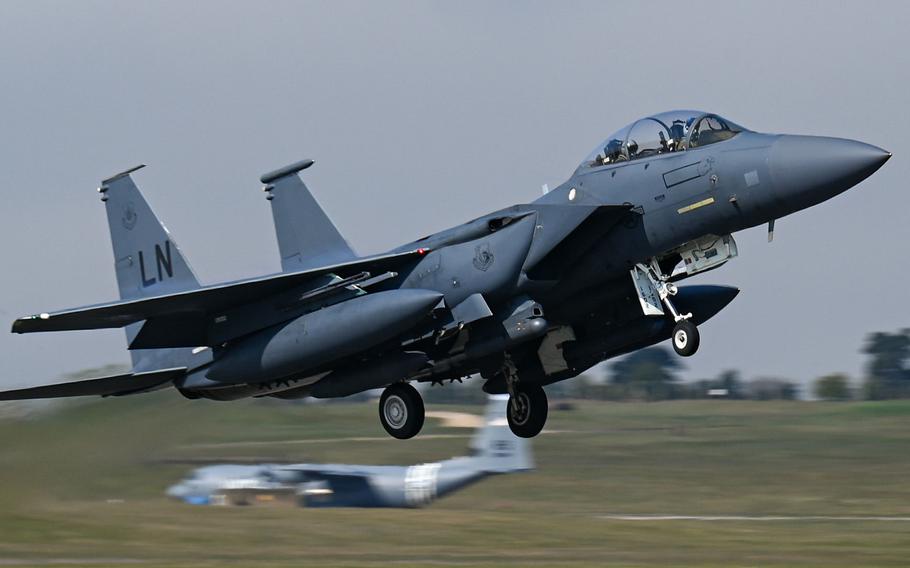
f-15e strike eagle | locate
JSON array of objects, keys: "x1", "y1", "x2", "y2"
[{"x1": 4, "y1": 111, "x2": 890, "y2": 439}]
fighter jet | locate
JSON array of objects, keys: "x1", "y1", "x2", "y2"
[
  {"x1": 4, "y1": 111, "x2": 890, "y2": 439},
  {"x1": 166, "y1": 395, "x2": 531, "y2": 508}
]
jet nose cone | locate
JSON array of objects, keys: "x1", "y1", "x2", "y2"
[{"x1": 770, "y1": 135, "x2": 890, "y2": 211}]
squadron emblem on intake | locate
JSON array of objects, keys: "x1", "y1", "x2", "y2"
[{"x1": 473, "y1": 242, "x2": 494, "y2": 271}]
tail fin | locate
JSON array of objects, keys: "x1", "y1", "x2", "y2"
[
  {"x1": 98, "y1": 166, "x2": 202, "y2": 371},
  {"x1": 468, "y1": 395, "x2": 534, "y2": 473},
  {"x1": 100, "y1": 166, "x2": 200, "y2": 299},
  {"x1": 260, "y1": 160, "x2": 357, "y2": 272}
]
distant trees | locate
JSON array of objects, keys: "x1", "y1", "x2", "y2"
[
  {"x1": 740, "y1": 377, "x2": 798, "y2": 400},
  {"x1": 324, "y1": 327, "x2": 910, "y2": 405},
  {"x1": 39, "y1": 328, "x2": 910, "y2": 409},
  {"x1": 715, "y1": 370, "x2": 744, "y2": 399},
  {"x1": 814, "y1": 374, "x2": 852, "y2": 401},
  {"x1": 862, "y1": 329, "x2": 910, "y2": 400},
  {"x1": 685, "y1": 370, "x2": 745, "y2": 400},
  {"x1": 608, "y1": 347, "x2": 681, "y2": 401},
  {"x1": 602, "y1": 349, "x2": 802, "y2": 401},
  {"x1": 534, "y1": 349, "x2": 801, "y2": 402},
  {"x1": 294, "y1": 328, "x2": 910, "y2": 406}
]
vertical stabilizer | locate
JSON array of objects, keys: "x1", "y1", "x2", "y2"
[
  {"x1": 468, "y1": 395, "x2": 534, "y2": 473},
  {"x1": 98, "y1": 166, "x2": 202, "y2": 371},
  {"x1": 99, "y1": 166, "x2": 200, "y2": 299},
  {"x1": 260, "y1": 160, "x2": 357, "y2": 272}
]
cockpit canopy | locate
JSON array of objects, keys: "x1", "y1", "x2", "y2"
[{"x1": 579, "y1": 111, "x2": 746, "y2": 171}]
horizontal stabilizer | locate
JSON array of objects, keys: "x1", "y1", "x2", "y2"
[
  {"x1": 0, "y1": 367, "x2": 185, "y2": 400},
  {"x1": 12, "y1": 249, "x2": 427, "y2": 335}
]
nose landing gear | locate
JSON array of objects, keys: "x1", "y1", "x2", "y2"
[
  {"x1": 379, "y1": 382, "x2": 425, "y2": 439},
  {"x1": 632, "y1": 260, "x2": 701, "y2": 358}
]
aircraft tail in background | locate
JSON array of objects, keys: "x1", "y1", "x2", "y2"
[{"x1": 467, "y1": 395, "x2": 534, "y2": 473}]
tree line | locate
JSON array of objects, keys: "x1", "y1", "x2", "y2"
[{"x1": 422, "y1": 328, "x2": 910, "y2": 403}]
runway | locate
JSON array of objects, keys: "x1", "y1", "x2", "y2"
[
  {"x1": 180, "y1": 433, "x2": 471, "y2": 449},
  {"x1": 599, "y1": 514, "x2": 910, "y2": 522},
  {"x1": 179, "y1": 428, "x2": 575, "y2": 450}
]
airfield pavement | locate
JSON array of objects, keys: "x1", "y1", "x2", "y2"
[{"x1": 1, "y1": 394, "x2": 909, "y2": 567}]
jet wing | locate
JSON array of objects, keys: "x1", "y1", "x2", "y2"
[
  {"x1": 275, "y1": 463, "x2": 399, "y2": 480},
  {"x1": 0, "y1": 367, "x2": 185, "y2": 400},
  {"x1": 268, "y1": 464, "x2": 403, "y2": 487},
  {"x1": 285, "y1": 470, "x2": 369, "y2": 485},
  {"x1": 12, "y1": 249, "x2": 427, "y2": 335}
]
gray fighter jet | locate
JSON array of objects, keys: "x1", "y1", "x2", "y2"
[
  {"x1": 4, "y1": 111, "x2": 890, "y2": 439},
  {"x1": 166, "y1": 395, "x2": 531, "y2": 508}
]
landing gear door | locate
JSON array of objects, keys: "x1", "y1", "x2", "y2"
[
  {"x1": 674, "y1": 234, "x2": 738, "y2": 278},
  {"x1": 630, "y1": 265, "x2": 665, "y2": 317}
]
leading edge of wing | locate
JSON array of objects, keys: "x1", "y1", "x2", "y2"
[
  {"x1": 275, "y1": 464, "x2": 399, "y2": 481},
  {"x1": 12, "y1": 249, "x2": 429, "y2": 334}
]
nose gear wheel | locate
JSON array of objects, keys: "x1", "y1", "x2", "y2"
[{"x1": 672, "y1": 320, "x2": 700, "y2": 357}]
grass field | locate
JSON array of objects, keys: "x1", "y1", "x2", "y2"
[{"x1": 1, "y1": 393, "x2": 909, "y2": 567}]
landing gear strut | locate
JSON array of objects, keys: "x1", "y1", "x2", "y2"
[
  {"x1": 379, "y1": 383, "x2": 425, "y2": 439},
  {"x1": 634, "y1": 260, "x2": 701, "y2": 358},
  {"x1": 503, "y1": 359, "x2": 548, "y2": 438}
]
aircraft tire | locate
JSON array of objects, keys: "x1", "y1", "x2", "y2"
[
  {"x1": 507, "y1": 383, "x2": 548, "y2": 438},
  {"x1": 672, "y1": 320, "x2": 700, "y2": 357},
  {"x1": 379, "y1": 382, "x2": 425, "y2": 439}
]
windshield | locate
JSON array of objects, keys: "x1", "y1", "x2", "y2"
[
  {"x1": 578, "y1": 111, "x2": 746, "y2": 171},
  {"x1": 688, "y1": 114, "x2": 744, "y2": 148}
]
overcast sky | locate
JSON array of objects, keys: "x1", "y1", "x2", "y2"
[{"x1": 0, "y1": 1, "x2": 907, "y2": 392}]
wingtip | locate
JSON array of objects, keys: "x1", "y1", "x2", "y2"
[{"x1": 11, "y1": 312, "x2": 52, "y2": 334}]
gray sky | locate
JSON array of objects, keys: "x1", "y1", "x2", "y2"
[{"x1": 0, "y1": 1, "x2": 907, "y2": 392}]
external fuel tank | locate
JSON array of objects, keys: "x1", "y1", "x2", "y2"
[{"x1": 205, "y1": 289, "x2": 443, "y2": 384}]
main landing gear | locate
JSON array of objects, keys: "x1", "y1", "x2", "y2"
[
  {"x1": 378, "y1": 366, "x2": 551, "y2": 440},
  {"x1": 503, "y1": 360, "x2": 548, "y2": 438},
  {"x1": 379, "y1": 382, "x2": 425, "y2": 439}
]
